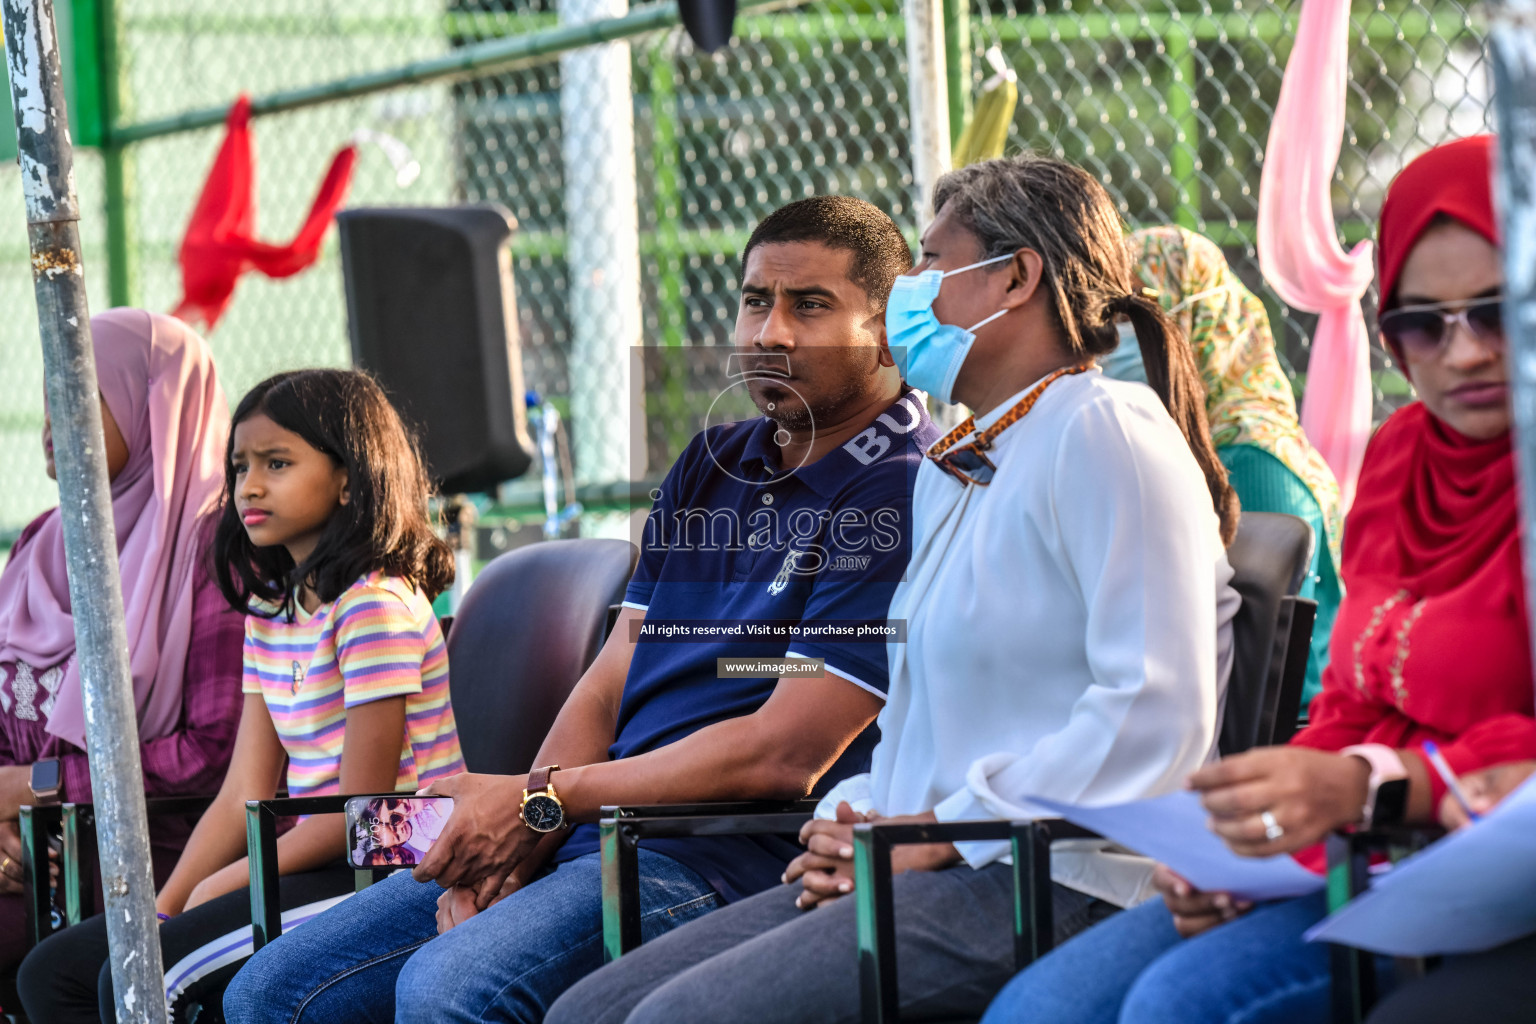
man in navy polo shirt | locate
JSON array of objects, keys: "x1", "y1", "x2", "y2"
[{"x1": 226, "y1": 195, "x2": 938, "y2": 1024}]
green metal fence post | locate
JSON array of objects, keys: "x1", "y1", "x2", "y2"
[
  {"x1": 1164, "y1": 21, "x2": 1201, "y2": 230},
  {"x1": 648, "y1": 39, "x2": 686, "y2": 348},
  {"x1": 942, "y1": 0, "x2": 969, "y2": 145},
  {"x1": 97, "y1": 0, "x2": 135, "y2": 307},
  {"x1": 66, "y1": 0, "x2": 105, "y2": 145}
]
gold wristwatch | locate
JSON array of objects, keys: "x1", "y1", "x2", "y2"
[{"x1": 519, "y1": 765, "x2": 567, "y2": 833}]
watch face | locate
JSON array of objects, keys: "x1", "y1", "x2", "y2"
[
  {"x1": 522, "y1": 794, "x2": 564, "y2": 833},
  {"x1": 31, "y1": 759, "x2": 61, "y2": 794}
]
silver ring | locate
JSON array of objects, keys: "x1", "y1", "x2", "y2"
[{"x1": 1260, "y1": 810, "x2": 1284, "y2": 841}]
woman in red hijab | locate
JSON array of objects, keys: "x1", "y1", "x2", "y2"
[
  {"x1": 1356, "y1": 135, "x2": 1536, "y2": 1023},
  {"x1": 981, "y1": 134, "x2": 1533, "y2": 1024}
]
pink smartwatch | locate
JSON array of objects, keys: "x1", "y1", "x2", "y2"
[{"x1": 1342, "y1": 744, "x2": 1410, "y2": 829}]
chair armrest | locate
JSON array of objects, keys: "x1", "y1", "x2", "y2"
[
  {"x1": 603, "y1": 800, "x2": 818, "y2": 819},
  {"x1": 21, "y1": 793, "x2": 282, "y2": 949},
  {"x1": 30, "y1": 794, "x2": 226, "y2": 940},
  {"x1": 599, "y1": 800, "x2": 818, "y2": 962},
  {"x1": 20, "y1": 801, "x2": 116, "y2": 943},
  {"x1": 1326, "y1": 825, "x2": 1446, "y2": 908},
  {"x1": 144, "y1": 794, "x2": 220, "y2": 816},
  {"x1": 19, "y1": 804, "x2": 62, "y2": 946},
  {"x1": 56, "y1": 794, "x2": 222, "y2": 818},
  {"x1": 244, "y1": 793, "x2": 402, "y2": 950},
  {"x1": 1325, "y1": 825, "x2": 1445, "y2": 1024},
  {"x1": 853, "y1": 820, "x2": 1024, "y2": 1024},
  {"x1": 851, "y1": 818, "x2": 1105, "y2": 1024}
]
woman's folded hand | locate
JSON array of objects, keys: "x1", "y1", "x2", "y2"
[{"x1": 1152, "y1": 863, "x2": 1251, "y2": 939}]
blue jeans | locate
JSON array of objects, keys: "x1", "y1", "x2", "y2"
[
  {"x1": 980, "y1": 891, "x2": 1388, "y2": 1024},
  {"x1": 223, "y1": 849, "x2": 721, "y2": 1024}
]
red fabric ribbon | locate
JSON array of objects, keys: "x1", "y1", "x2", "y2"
[{"x1": 172, "y1": 94, "x2": 357, "y2": 331}]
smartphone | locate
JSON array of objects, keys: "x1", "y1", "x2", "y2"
[{"x1": 344, "y1": 795, "x2": 454, "y2": 869}]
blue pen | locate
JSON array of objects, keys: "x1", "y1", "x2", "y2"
[{"x1": 1423, "y1": 741, "x2": 1482, "y2": 823}]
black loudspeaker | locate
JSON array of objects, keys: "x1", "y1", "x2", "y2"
[
  {"x1": 679, "y1": 0, "x2": 736, "y2": 51},
  {"x1": 337, "y1": 205, "x2": 534, "y2": 494}
]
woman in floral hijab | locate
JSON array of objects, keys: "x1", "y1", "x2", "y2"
[{"x1": 1103, "y1": 226, "x2": 1341, "y2": 707}]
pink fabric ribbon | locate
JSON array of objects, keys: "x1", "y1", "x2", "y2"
[{"x1": 1257, "y1": 0, "x2": 1375, "y2": 509}]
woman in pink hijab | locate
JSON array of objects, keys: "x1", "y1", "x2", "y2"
[{"x1": 0, "y1": 309, "x2": 245, "y2": 983}]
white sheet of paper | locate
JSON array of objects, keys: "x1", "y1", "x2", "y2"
[
  {"x1": 1304, "y1": 775, "x2": 1536, "y2": 956},
  {"x1": 1027, "y1": 791, "x2": 1324, "y2": 902}
]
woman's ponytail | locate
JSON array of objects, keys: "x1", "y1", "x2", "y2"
[{"x1": 1108, "y1": 293, "x2": 1240, "y2": 546}]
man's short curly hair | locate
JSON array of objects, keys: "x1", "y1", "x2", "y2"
[{"x1": 740, "y1": 196, "x2": 913, "y2": 310}]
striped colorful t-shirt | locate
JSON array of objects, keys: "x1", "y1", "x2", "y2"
[{"x1": 242, "y1": 571, "x2": 463, "y2": 797}]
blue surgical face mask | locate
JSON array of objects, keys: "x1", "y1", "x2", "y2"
[{"x1": 885, "y1": 254, "x2": 1013, "y2": 403}]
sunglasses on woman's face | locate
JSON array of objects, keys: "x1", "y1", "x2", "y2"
[{"x1": 1378, "y1": 296, "x2": 1505, "y2": 360}]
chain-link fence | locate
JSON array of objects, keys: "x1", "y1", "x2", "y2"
[{"x1": 0, "y1": 0, "x2": 1494, "y2": 538}]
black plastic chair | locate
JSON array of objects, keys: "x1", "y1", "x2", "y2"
[
  {"x1": 244, "y1": 536, "x2": 637, "y2": 950},
  {"x1": 1220, "y1": 510, "x2": 1318, "y2": 753},
  {"x1": 598, "y1": 511, "x2": 1319, "y2": 1023}
]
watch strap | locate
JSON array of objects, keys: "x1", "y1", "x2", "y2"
[
  {"x1": 527, "y1": 764, "x2": 559, "y2": 793},
  {"x1": 1342, "y1": 744, "x2": 1408, "y2": 829}
]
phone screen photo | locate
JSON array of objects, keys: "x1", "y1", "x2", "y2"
[{"x1": 344, "y1": 795, "x2": 455, "y2": 869}]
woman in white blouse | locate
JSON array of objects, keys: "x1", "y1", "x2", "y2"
[{"x1": 545, "y1": 153, "x2": 1242, "y2": 1024}]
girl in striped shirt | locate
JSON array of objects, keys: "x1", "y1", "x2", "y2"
[{"x1": 19, "y1": 368, "x2": 463, "y2": 1023}]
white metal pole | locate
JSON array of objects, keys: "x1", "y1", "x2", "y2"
[
  {"x1": 560, "y1": 0, "x2": 645, "y2": 529},
  {"x1": 1, "y1": 1, "x2": 169, "y2": 1020},
  {"x1": 1489, "y1": 0, "x2": 1536, "y2": 697},
  {"x1": 904, "y1": 0, "x2": 967, "y2": 430},
  {"x1": 904, "y1": 0, "x2": 951, "y2": 227}
]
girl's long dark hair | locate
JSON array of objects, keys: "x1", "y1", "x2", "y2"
[
  {"x1": 932, "y1": 154, "x2": 1240, "y2": 545},
  {"x1": 212, "y1": 369, "x2": 455, "y2": 618}
]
